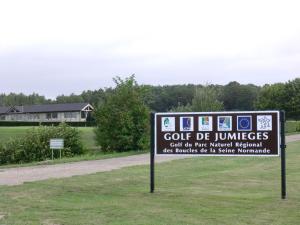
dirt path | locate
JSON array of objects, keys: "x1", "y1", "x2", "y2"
[
  {"x1": 286, "y1": 134, "x2": 300, "y2": 143},
  {"x1": 1, "y1": 134, "x2": 299, "y2": 186}
]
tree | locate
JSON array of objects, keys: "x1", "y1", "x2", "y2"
[
  {"x1": 221, "y1": 82, "x2": 260, "y2": 110},
  {"x1": 256, "y1": 79, "x2": 300, "y2": 119},
  {"x1": 94, "y1": 75, "x2": 150, "y2": 152},
  {"x1": 56, "y1": 94, "x2": 84, "y2": 104},
  {"x1": 0, "y1": 93, "x2": 50, "y2": 106},
  {"x1": 255, "y1": 83, "x2": 286, "y2": 110},
  {"x1": 191, "y1": 85, "x2": 224, "y2": 111},
  {"x1": 172, "y1": 85, "x2": 223, "y2": 112},
  {"x1": 144, "y1": 84, "x2": 198, "y2": 112},
  {"x1": 80, "y1": 89, "x2": 107, "y2": 108},
  {"x1": 284, "y1": 78, "x2": 300, "y2": 119},
  {"x1": 171, "y1": 102, "x2": 192, "y2": 112}
]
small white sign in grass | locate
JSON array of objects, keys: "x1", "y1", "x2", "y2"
[{"x1": 50, "y1": 139, "x2": 64, "y2": 160}]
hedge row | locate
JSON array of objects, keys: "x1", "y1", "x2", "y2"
[
  {"x1": 0, "y1": 121, "x2": 96, "y2": 127},
  {"x1": 0, "y1": 123, "x2": 86, "y2": 165}
]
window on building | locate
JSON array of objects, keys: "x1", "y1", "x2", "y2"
[
  {"x1": 46, "y1": 112, "x2": 58, "y2": 120},
  {"x1": 33, "y1": 114, "x2": 40, "y2": 119},
  {"x1": 46, "y1": 113, "x2": 51, "y2": 119},
  {"x1": 64, "y1": 112, "x2": 77, "y2": 119},
  {"x1": 81, "y1": 111, "x2": 86, "y2": 119},
  {"x1": 52, "y1": 113, "x2": 58, "y2": 119},
  {"x1": 64, "y1": 112, "x2": 71, "y2": 118}
]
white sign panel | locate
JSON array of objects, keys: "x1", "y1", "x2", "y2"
[{"x1": 50, "y1": 139, "x2": 64, "y2": 149}]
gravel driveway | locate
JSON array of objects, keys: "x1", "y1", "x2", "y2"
[{"x1": 0, "y1": 134, "x2": 299, "y2": 186}]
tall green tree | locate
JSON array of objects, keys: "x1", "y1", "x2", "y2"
[
  {"x1": 173, "y1": 85, "x2": 223, "y2": 112},
  {"x1": 284, "y1": 78, "x2": 300, "y2": 119},
  {"x1": 256, "y1": 79, "x2": 300, "y2": 119},
  {"x1": 191, "y1": 85, "x2": 224, "y2": 111},
  {"x1": 255, "y1": 83, "x2": 286, "y2": 110},
  {"x1": 221, "y1": 82, "x2": 260, "y2": 110},
  {"x1": 94, "y1": 75, "x2": 150, "y2": 152},
  {"x1": 144, "y1": 84, "x2": 198, "y2": 112}
]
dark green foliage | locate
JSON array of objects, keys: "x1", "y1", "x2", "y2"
[
  {"x1": 255, "y1": 83, "x2": 286, "y2": 110},
  {"x1": 256, "y1": 78, "x2": 300, "y2": 119},
  {"x1": 94, "y1": 75, "x2": 150, "y2": 152},
  {"x1": 55, "y1": 93, "x2": 84, "y2": 104},
  {"x1": 143, "y1": 84, "x2": 198, "y2": 112},
  {"x1": 284, "y1": 79, "x2": 300, "y2": 119},
  {"x1": 172, "y1": 85, "x2": 223, "y2": 112},
  {"x1": 191, "y1": 85, "x2": 224, "y2": 111},
  {"x1": 221, "y1": 82, "x2": 260, "y2": 110},
  {"x1": 0, "y1": 93, "x2": 51, "y2": 106},
  {"x1": 0, "y1": 123, "x2": 85, "y2": 164},
  {"x1": 171, "y1": 103, "x2": 193, "y2": 112},
  {"x1": 2, "y1": 78, "x2": 300, "y2": 120},
  {"x1": 56, "y1": 89, "x2": 110, "y2": 108}
]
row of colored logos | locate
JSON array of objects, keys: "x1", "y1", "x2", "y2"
[{"x1": 161, "y1": 115, "x2": 273, "y2": 132}]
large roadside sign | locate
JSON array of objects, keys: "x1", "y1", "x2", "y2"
[
  {"x1": 155, "y1": 111, "x2": 280, "y2": 156},
  {"x1": 150, "y1": 110, "x2": 287, "y2": 199}
]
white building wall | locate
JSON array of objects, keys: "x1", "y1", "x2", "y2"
[{"x1": 1, "y1": 111, "x2": 86, "y2": 122}]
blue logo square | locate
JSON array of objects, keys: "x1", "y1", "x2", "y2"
[
  {"x1": 237, "y1": 116, "x2": 252, "y2": 131},
  {"x1": 182, "y1": 118, "x2": 191, "y2": 130},
  {"x1": 180, "y1": 117, "x2": 194, "y2": 131}
]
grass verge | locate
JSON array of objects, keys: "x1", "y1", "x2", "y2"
[
  {"x1": 0, "y1": 126, "x2": 98, "y2": 150},
  {"x1": 285, "y1": 121, "x2": 300, "y2": 133},
  {"x1": 0, "y1": 150, "x2": 147, "y2": 169},
  {"x1": 0, "y1": 142, "x2": 299, "y2": 225}
]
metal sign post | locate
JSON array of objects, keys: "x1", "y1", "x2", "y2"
[
  {"x1": 150, "y1": 111, "x2": 285, "y2": 198},
  {"x1": 150, "y1": 113, "x2": 155, "y2": 193},
  {"x1": 280, "y1": 111, "x2": 286, "y2": 199}
]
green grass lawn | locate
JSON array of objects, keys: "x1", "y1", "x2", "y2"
[
  {"x1": 0, "y1": 142, "x2": 299, "y2": 225},
  {"x1": 0, "y1": 126, "x2": 98, "y2": 150},
  {"x1": 77, "y1": 127, "x2": 97, "y2": 150},
  {"x1": 0, "y1": 122, "x2": 298, "y2": 147},
  {"x1": 285, "y1": 120, "x2": 300, "y2": 134},
  {"x1": 0, "y1": 127, "x2": 30, "y2": 143},
  {"x1": 0, "y1": 126, "x2": 149, "y2": 169},
  {"x1": 0, "y1": 150, "x2": 147, "y2": 169}
]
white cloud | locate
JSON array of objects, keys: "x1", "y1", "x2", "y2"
[
  {"x1": 1, "y1": 0, "x2": 300, "y2": 57},
  {"x1": 0, "y1": 0, "x2": 299, "y2": 97}
]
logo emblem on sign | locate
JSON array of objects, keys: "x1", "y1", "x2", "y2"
[
  {"x1": 237, "y1": 116, "x2": 252, "y2": 131},
  {"x1": 257, "y1": 115, "x2": 272, "y2": 131},
  {"x1": 180, "y1": 117, "x2": 194, "y2": 131},
  {"x1": 198, "y1": 116, "x2": 213, "y2": 131},
  {"x1": 161, "y1": 117, "x2": 175, "y2": 132},
  {"x1": 218, "y1": 116, "x2": 232, "y2": 131}
]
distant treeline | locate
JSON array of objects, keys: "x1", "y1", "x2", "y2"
[{"x1": 1, "y1": 78, "x2": 299, "y2": 119}]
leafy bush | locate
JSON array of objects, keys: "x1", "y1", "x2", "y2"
[
  {"x1": 95, "y1": 75, "x2": 150, "y2": 152},
  {"x1": 0, "y1": 123, "x2": 85, "y2": 165}
]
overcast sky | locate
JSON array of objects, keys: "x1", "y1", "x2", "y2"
[{"x1": 0, "y1": 0, "x2": 299, "y2": 99}]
